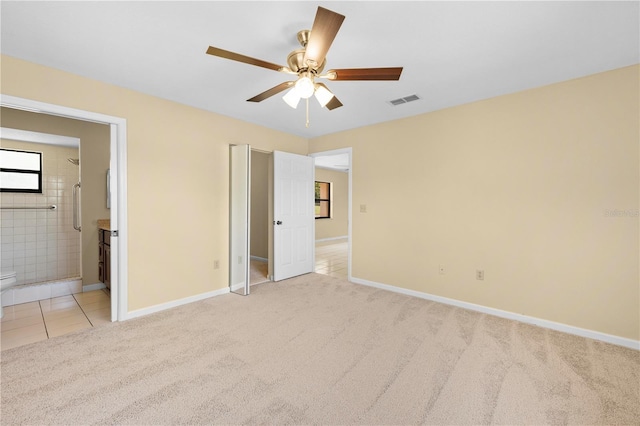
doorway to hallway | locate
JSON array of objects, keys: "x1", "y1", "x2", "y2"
[
  {"x1": 309, "y1": 148, "x2": 352, "y2": 281},
  {"x1": 315, "y1": 238, "x2": 348, "y2": 279}
]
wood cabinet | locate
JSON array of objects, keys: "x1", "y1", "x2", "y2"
[{"x1": 99, "y1": 228, "x2": 111, "y2": 289}]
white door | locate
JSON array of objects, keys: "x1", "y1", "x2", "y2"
[
  {"x1": 229, "y1": 144, "x2": 251, "y2": 295},
  {"x1": 273, "y1": 151, "x2": 314, "y2": 281}
]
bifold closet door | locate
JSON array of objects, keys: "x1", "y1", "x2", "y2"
[{"x1": 229, "y1": 144, "x2": 251, "y2": 296}]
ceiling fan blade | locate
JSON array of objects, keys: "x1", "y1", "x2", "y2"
[
  {"x1": 247, "y1": 81, "x2": 294, "y2": 102},
  {"x1": 303, "y1": 7, "x2": 345, "y2": 69},
  {"x1": 206, "y1": 46, "x2": 288, "y2": 72},
  {"x1": 324, "y1": 67, "x2": 403, "y2": 81},
  {"x1": 325, "y1": 96, "x2": 343, "y2": 111}
]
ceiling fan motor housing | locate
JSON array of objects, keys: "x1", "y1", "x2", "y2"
[
  {"x1": 287, "y1": 30, "x2": 326, "y2": 74},
  {"x1": 287, "y1": 48, "x2": 326, "y2": 74}
]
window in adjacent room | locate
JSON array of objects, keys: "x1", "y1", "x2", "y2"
[
  {"x1": 0, "y1": 148, "x2": 43, "y2": 193},
  {"x1": 315, "y1": 181, "x2": 332, "y2": 219}
]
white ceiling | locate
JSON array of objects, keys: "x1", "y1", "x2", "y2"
[{"x1": 1, "y1": 1, "x2": 638, "y2": 139}]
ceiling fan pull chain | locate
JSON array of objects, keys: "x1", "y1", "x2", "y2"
[{"x1": 306, "y1": 98, "x2": 310, "y2": 128}]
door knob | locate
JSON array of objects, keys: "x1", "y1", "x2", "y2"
[{"x1": 275, "y1": 220, "x2": 283, "y2": 225}]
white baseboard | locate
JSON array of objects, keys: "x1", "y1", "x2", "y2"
[
  {"x1": 83, "y1": 283, "x2": 106, "y2": 292},
  {"x1": 2, "y1": 278, "x2": 83, "y2": 307},
  {"x1": 350, "y1": 276, "x2": 640, "y2": 351},
  {"x1": 124, "y1": 287, "x2": 230, "y2": 320},
  {"x1": 250, "y1": 255, "x2": 268, "y2": 262},
  {"x1": 316, "y1": 236, "x2": 348, "y2": 243},
  {"x1": 230, "y1": 282, "x2": 246, "y2": 292}
]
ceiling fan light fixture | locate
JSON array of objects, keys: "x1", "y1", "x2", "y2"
[
  {"x1": 295, "y1": 75, "x2": 315, "y2": 99},
  {"x1": 314, "y1": 84, "x2": 335, "y2": 108},
  {"x1": 283, "y1": 88, "x2": 301, "y2": 108}
]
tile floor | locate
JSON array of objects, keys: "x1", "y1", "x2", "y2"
[
  {"x1": 1, "y1": 289, "x2": 111, "y2": 351},
  {"x1": 315, "y1": 238, "x2": 348, "y2": 279}
]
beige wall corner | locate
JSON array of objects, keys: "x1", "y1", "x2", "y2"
[{"x1": 309, "y1": 65, "x2": 640, "y2": 341}]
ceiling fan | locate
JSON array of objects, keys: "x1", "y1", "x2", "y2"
[{"x1": 206, "y1": 6, "x2": 403, "y2": 124}]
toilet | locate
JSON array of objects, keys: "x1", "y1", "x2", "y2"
[{"x1": 0, "y1": 271, "x2": 18, "y2": 318}]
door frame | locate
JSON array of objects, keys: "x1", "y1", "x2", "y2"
[
  {"x1": 309, "y1": 148, "x2": 352, "y2": 280},
  {"x1": 1, "y1": 94, "x2": 128, "y2": 321}
]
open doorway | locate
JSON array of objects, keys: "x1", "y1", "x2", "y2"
[
  {"x1": 309, "y1": 148, "x2": 352, "y2": 281},
  {"x1": 1, "y1": 108, "x2": 110, "y2": 295},
  {"x1": 250, "y1": 149, "x2": 270, "y2": 286},
  {"x1": 1, "y1": 94, "x2": 128, "y2": 322},
  {"x1": 230, "y1": 148, "x2": 316, "y2": 292}
]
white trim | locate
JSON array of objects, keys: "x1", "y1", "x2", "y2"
[
  {"x1": 250, "y1": 255, "x2": 268, "y2": 262},
  {"x1": 230, "y1": 283, "x2": 245, "y2": 292},
  {"x1": 350, "y1": 276, "x2": 640, "y2": 351},
  {"x1": 83, "y1": 283, "x2": 106, "y2": 292},
  {"x1": 124, "y1": 287, "x2": 230, "y2": 320},
  {"x1": 1, "y1": 94, "x2": 128, "y2": 322},
  {"x1": 315, "y1": 165, "x2": 348, "y2": 173},
  {"x1": 0, "y1": 127, "x2": 80, "y2": 148},
  {"x1": 315, "y1": 236, "x2": 348, "y2": 243}
]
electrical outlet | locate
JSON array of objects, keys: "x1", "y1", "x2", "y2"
[
  {"x1": 360, "y1": 204, "x2": 367, "y2": 213},
  {"x1": 476, "y1": 270, "x2": 484, "y2": 280},
  {"x1": 213, "y1": 260, "x2": 220, "y2": 270},
  {"x1": 439, "y1": 265, "x2": 445, "y2": 275}
]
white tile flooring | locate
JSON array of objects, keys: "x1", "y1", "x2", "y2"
[
  {"x1": 1, "y1": 289, "x2": 111, "y2": 351},
  {"x1": 315, "y1": 238, "x2": 348, "y2": 279}
]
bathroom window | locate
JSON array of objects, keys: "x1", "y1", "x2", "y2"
[
  {"x1": 315, "y1": 181, "x2": 332, "y2": 219},
  {"x1": 0, "y1": 148, "x2": 43, "y2": 193}
]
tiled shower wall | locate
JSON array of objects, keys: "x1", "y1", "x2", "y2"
[{"x1": 1, "y1": 142, "x2": 81, "y2": 286}]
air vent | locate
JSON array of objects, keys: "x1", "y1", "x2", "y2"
[{"x1": 388, "y1": 94, "x2": 421, "y2": 106}]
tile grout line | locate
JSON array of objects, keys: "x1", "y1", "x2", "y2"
[
  {"x1": 72, "y1": 294, "x2": 96, "y2": 327},
  {"x1": 38, "y1": 300, "x2": 50, "y2": 339}
]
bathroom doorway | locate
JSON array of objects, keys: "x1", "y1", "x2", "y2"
[
  {"x1": 1, "y1": 108, "x2": 109, "y2": 295},
  {"x1": 1, "y1": 94, "x2": 128, "y2": 321}
]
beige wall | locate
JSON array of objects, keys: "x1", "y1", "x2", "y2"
[
  {"x1": 315, "y1": 167, "x2": 348, "y2": 240},
  {"x1": 1, "y1": 108, "x2": 110, "y2": 287},
  {"x1": 250, "y1": 150, "x2": 270, "y2": 259},
  {"x1": 3, "y1": 54, "x2": 638, "y2": 342},
  {"x1": 1, "y1": 55, "x2": 307, "y2": 311},
  {"x1": 309, "y1": 65, "x2": 639, "y2": 341}
]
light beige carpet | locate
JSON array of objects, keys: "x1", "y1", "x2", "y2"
[{"x1": 1, "y1": 273, "x2": 638, "y2": 425}]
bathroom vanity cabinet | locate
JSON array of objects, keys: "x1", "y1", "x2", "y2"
[{"x1": 98, "y1": 228, "x2": 111, "y2": 289}]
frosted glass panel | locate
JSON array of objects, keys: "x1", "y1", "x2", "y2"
[
  {"x1": 0, "y1": 149, "x2": 42, "y2": 193},
  {"x1": 0, "y1": 171, "x2": 39, "y2": 189},
  {"x1": 0, "y1": 149, "x2": 41, "y2": 170}
]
